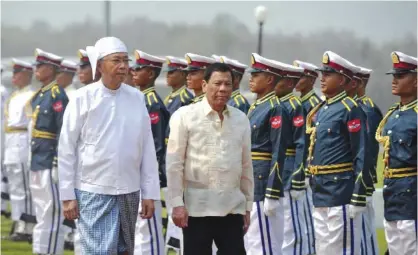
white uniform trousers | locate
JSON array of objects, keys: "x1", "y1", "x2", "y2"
[
  {"x1": 282, "y1": 191, "x2": 305, "y2": 255},
  {"x1": 73, "y1": 221, "x2": 82, "y2": 255},
  {"x1": 384, "y1": 219, "x2": 417, "y2": 255},
  {"x1": 30, "y1": 169, "x2": 65, "y2": 255},
  {"x1": 5, "y1": 163, "x2": 33, "y2": 222},
  {"x1": 245, "y1": 200, "x2": 284, "y2": 255},
  {"x1": 134, "y1": 200, "x2": 164, "y2": 255},
  {"x1": 302, "y1": 187, "x2": 315, "y2": 255},
  {"x1": 360, "y1": 198, "x2": 379, "y2": 255},
  {"x1": 313, "y1": 205, "x2": 362, "y2": 255}
]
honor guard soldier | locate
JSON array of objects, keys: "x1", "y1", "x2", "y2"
[
  {"x1": 124, "y1": 61, "x2": 135, "y2": 86},
  {"x1": 184, "y1": 53, "x2": 215, "y2": 103},
  {"x1": 164, "y1": 56, "x2": 194, "y2": 114},
  {"x1": 375, "y1": 51, "x2": 417, "y2": 255},
  {"x1": 4, "y1": 59, "x2": 36, "y2": 242},
  {"x1": 352, "y1": 66, "x2": 382, "y2": 255},
  {"x1": 76, "y1": 49, "x2": 100, "y2": 85},
  {"x1": 244, "y1": 53, "x2": 291, "y2": 255},
  {"x1": 131, "y1": 50, "x2": 168, "y2": 254},
  {"x1": 306, "y1": 51, "x2": 368, "y2": 254},
  {"x1": 272, "y1": 61, "x2": 308, "y2": 255},
  {"x1": 220, "y1": 56, "x2": 251, "y2": 114},
  {"x1": 293, "y1": 60, "x2": 321, "y2": 255},
  {"x1": 30, "y1": 48, "x2": 69, "y2": 255},
  {"x1": 57, "y1": 60, "x2": 78, "y2": 101},
  {"x1": 0, "y1": 64, "x2": 11, "y2": 219}
]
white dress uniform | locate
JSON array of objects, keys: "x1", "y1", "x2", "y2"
[
  {"x1": 1, "y1": 82, "x2": 10, "y2": 214},
  {"x1": 4, "y1": 72, "x2": 36, "y2": 234}
]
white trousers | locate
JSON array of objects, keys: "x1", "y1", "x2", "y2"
[
  {"x1": 5, "y1": 163, "x2": 33, "y2": 222},
  {"x1": 302, "y1": 187, "x2": 315, "y2": 255},
  {"x1": 313, "y1": 205, "x2": 361, "y2": 255},
  {"x1": 74, "y1": 223, "x2": 82, "y2": 255},
  {"x1": 282, "y1": 191, "x2": 305, "y2": 255},
  {"x1": 360, "y1": 199, "x2": 379, "y2": 255},
  {"x1": 134, "y1": 200, "x2": 164, "y2": 255},
  {"x1": 384, "y1": 219, "x2": 417, "y2": 255},
  {"x1": 245, "y1": 200, "x2": 284, "y2": 255},
  {"x1": 30, "y1": 169, "x2": 65, "y2": 255}
]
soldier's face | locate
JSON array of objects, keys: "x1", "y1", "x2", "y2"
[
  {"x1": 202, "y1": 71, "x2": 233, "y2": 110},
  {"x1": 78, "y1": 65, "x2": 93, "y2": 85},
  {"x1": 99, "y1": 53, "x2": 129, "y2": 84},
  {"x1": 56, "y1": 72, "x2": 74, "y2": 87},
  {"x1": 132, "y1": 67, "x2": 153, "y2": 87},
  {"x1": 166, "y1": 70, "x2": 185, "y2": 87},
  {"x1": 249, "y1": 72, "x2": 274, "y2": 94},
  {"x1": 295, "y1": 76, "x2": 314, "y2": 92},
  {"x1": 12, "y1": 71, "x2": 31, "y2": 88},
  {"x1": 344, "y1": 78, "x2": 359, "y2": 96},
  {"x1": 274, "y1": 78, "x2": 295, "y2": 97},
  {"x1": 124, "y1": 71, "x2": 134, "y2": 86},
  {"x1": 320, "y1": 71, "x2": 346, "y2": 96},
  {"x1": 186, "y1": 70, "x2": 204, "y2": 90},
  {"x1": 35, "y1": 64, "x2": 55, "y2": 82},
  {"x1": 391, "y1": 72, "x2": 417, "y2": 96}
]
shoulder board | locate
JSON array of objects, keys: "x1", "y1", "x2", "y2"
[
  {"x1": 146, "y1": 91, "x2": 158, "y2": 105},
  {"x1": 341, "y1": 97, "x2": 358, "y2": 111},
  {"x1": 269, "y1": 96, "x2": 280, "y2": 108},
  {"x1": 51, "y1": 84, "x2": 62, "y2": 99},
  {"x1": 289, "y1": 97, "x2": 301, "y2": 109}
]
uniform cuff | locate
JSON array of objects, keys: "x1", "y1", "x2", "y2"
[
  {"x1": 246, "y1": 201, "x2": 253, "y2": 211},
  {"x1": 170, "y1": 196, "x2": 184, "y2": 207},
  {"x1": 60, "y1": 187, "x2": 76, "y2": 201}
]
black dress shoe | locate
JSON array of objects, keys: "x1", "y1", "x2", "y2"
[
  {"x1": 9, "y1": 233, "x2": 31, "y2": 242},
  {"x1": 64, "y1": 241, "x2": 74, "y2": 251},
  {"x1": 384, "y1": 249, "x2": 389, "y2": 255}
]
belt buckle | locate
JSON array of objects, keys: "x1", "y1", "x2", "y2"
[{"x1": 309, "y1": 166, "x2": 318, "y2": 175}]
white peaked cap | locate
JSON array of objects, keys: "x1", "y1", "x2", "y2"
[{"x1": 86, "y1": 37, "x2": 128, "y2": 79}]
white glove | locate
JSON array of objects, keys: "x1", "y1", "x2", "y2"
[
  {"x1": 290, "y1": 190, "x2": 304, "y2": 200},
  {"x1": 51, "y1": 167, "x2": 59, "y2": 184},
  {"x1": 348, "y1": 204, "x2": 366, "y2": 219},
  {"x1": 366, "y1": 196, "x2": 373, "y2": 204},
  {"x1": 263, "y1": 198, "x2": 280, "y2": 217},
  {"x1": 305, "y1": 177, "x2": 310, "y2": 188}
]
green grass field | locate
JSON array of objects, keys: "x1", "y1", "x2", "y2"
[{"x1": 1, "y1": 155, "x2": 388, "y2": 254}]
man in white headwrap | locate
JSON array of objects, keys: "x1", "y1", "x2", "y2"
[{"x1": 58, "y1": 36, "x2": 160, "y2": 255}]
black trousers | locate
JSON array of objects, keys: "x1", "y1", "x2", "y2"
[{"x1": 183, "y1": 214, "x2": 246, "y2": 255}]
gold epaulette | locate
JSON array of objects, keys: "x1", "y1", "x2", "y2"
[
  {"x1": 146, "y1": 91, "x2": 158, "y2": 106},
  {"x1": 289, "y1": 96, "x2": 301, "y2": 110},
  {"x1": 269, "y1": 96, "x2": 280, "y2": 109}
]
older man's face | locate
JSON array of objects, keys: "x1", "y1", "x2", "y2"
[
  {"x1": 203, "y1": 71, "x2": 233, "y2": 109},
  {"x1": 100, "y1": 53, "x2": 129, "y2": 83}
]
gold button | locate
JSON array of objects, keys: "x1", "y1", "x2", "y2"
[
  {"x1": 31, "y1": 141, "x2": 35, "y2": 145},
  {"x1": 44, "y1": 110, "x2": 48, "y2": 114},
  {"x1": 327, "y1": 128, "x2": 331, "y2": 133},
  {"x1": 316, "y1": 122, "x2": 320, "y2": 126},
  {"x1": 36, "y1": 105, "x2": 40, "y2": 109},
  {"x1": 407, "y1": 189, "x2": 411, "y2": 192},
  {"x1": 40, "y1": 93, "x2": 43, "y2": 97},
  {"x1": 334, "y1": 177, "x2": 338, "y2": 180},
  {"x1": 253, "y1": 125, "x2": 257, "y2": 129},
  {"x1": 388, "y1": 130, "x2": 392, "y2": 134},
  {"x1": 324, "y1": 106, "x2": 328, "y2": 110},
  {"x1": 258, "y1": 175, "x2": 262, "y2": 180},
  {"x1": 168, "y1": 99, "x2": 173, "y2": 103},
  {"x1": 395, "y1": 115, "x2": 399, "y2": 118},
  {"x1": 399, "y1": 139, "x2": 403, "y2": 143}
]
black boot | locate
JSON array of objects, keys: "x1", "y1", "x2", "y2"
[{"x1": 384, "y1": 249, "x2": 390, "y2": 255}]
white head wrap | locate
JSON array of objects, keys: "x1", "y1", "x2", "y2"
[{"x1": 86, "y1": 37, "x2": 128, "y2": 79}]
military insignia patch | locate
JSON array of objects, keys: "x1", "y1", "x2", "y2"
[
  {"x1": 391, "y1": 52, "x2": 400, "y2": 64},
  {"x1": 347, "y1": 119, "x2": 361, "y2": 132},
  {"x1": 293, "y1": 61, "x2": 299, "y2": 67},
  {"x1": 322, "y1": 53, "x2": 329, "y2": 64},
  {"x1": 270, "y1": 116, "x2": 282, "y2": 129},
  {"x1": 52, "y1": 101, "x2": 63, "y2": 112},
  {"x1": 166, "y1": 58, "x2": 171, "y2": 65},
  {"x1": 293, "y1": 116, "x2": 304, "y2": 127},
  {"x1": 77, "y1": 50, "x2": 83, "y2": 59},
  {"x1": 220, "y1": 57, "x2": 225, "y2": 63},
  {"x1": 149, "y1": 112, "x2": 160, "y2": 124}
]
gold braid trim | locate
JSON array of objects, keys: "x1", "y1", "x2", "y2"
[
  {"x1": 305, "y1": 101, "x2": 325, "y2": 165},
  {"x1": 375, "y1": 107, "x2": 397, "y2": 168}
]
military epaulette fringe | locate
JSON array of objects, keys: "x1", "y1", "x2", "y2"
[{"x1": 341, "y1": 97, "x2": 358, "y2": 111}]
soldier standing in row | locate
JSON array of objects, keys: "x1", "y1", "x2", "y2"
[
  {"x1": 306, "y1": 51, "x2": 367, "y2": 254},
  {"x1": 184, "y1": 53, "x2": 215, "y2": 104},
  {"x1": 376, "y1": 51, "x2": 417, "y2": 255},
  {"x1": 245, "y1": 53, "x2": 291, "y2": 255},
  {"x1": 132, "y1": 50, "x2": 168, "y2": 255},
  {"x1": 76, "y1": 49, "x2": 100, "y2": 86},
  {"x1": 30, "y1": 48, "x2": 69, "y2": 255},
  {"x1": 273, "y1": 61, "x2": 307, "y2": 255},
  {"x1": 4, "y1": 59, "x2": 36, "y2": 242},
  {"x1": 293, "y1": 60, "x2": 321, "y2": 255},
  {"x1": 57, "y1": 60, "x2": 78, "y2": 101}
]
